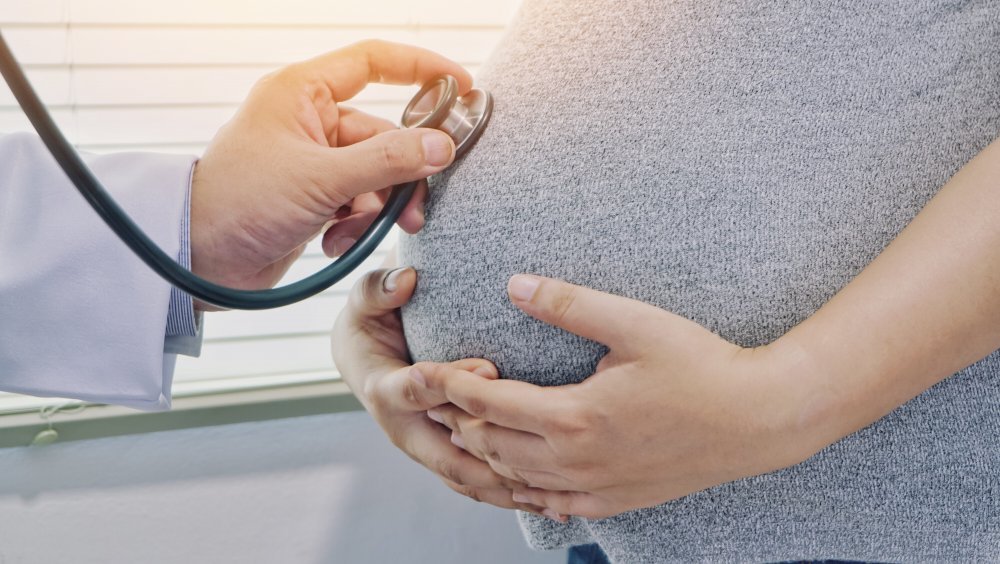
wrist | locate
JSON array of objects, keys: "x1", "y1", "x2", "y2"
[
  {"x1": 719, "y1": 340, "x2": 831, "y2": 479},
  {"x1": 760, "y1": 334, "x2": 856, "y2": 465}
]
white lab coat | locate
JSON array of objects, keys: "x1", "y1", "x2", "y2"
[{"x1": 0, "y1": 132, "x2": 200, "y2": 410}]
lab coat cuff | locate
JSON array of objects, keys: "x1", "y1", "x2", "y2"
[
  {"x1": 165, "y1": 313, "x2": 203, "y2": 357},
  {"x1": 165, "y1": 160, "x2": 198, "y2": 339}
]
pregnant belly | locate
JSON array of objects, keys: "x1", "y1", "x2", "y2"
[
  {"x1": 398, "y1": 1, "x2": 994, "y2": 387},
  {"x1": 397, "y1": 94, "x2": 889, "y2": 387}
]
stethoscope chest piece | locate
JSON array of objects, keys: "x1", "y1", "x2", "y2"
[{"x1": 401, "y1": 75, "x2": 493, "y2": 159}]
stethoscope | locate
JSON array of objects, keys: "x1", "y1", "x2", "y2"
[{"x1": 0, "y1": 31, "x2": 493, "y2": 310}]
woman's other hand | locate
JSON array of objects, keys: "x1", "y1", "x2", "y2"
[
  {"x1": 418, "y1": 275, "x2": 818, "y2": 520},
  {"x1": 331, "y1": 268, "x2": 557, "y2": 519}
]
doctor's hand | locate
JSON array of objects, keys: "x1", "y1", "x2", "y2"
[
  {"x1": 331, "y1": 267, "x2": 556, "y2": 519},
  {"x1": 188, "y1": 41, "x2": 472, "y2": 308},
  {"x1": 418, "y1": 275, "x2": 820, "y2": 520}
]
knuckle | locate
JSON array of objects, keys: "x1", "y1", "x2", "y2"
[
  {"x1": 402, "y1": 379, "x2": 420, "y2": 406},
  {"x1": 480, "y1": 437, "x2": 501, "y2": 465},
  {"x1": 351, "y1": 38, "x2": 385, "y2": 53},
  {"x1": 504, "y1": 467, "x2": 530, "y2": 485},
  {"x1": 445, "y1": 481, "x2": 481, "y2": 503},
  {"x1": 436, "y1": 458, "x2": 464, "y2": 485},
  {"x1": 258, "y1": 64, "x2": 297, "y2": 87},
  {"x1": 544, "y1": 395, "x2": 588, "y2": 436},
  {"x1": 497, "y1": 475, "x2": 523, "y2": 490},
  {"x1": 549, "y1": 286, "x2": 579, "y2": 326},
  {"x1": 377, "y1": 138, "x2": 417, "y2": 174},
  {"x1": 411, "y1": 362, "x2": 437, "y2": 387},
  {"x1": 518, "y1": 471, "x2": 549, "y2": 490},
  {"x1": 270, "y1": 64, "x2": 310, "y2": 90},
  {"x1": 362, "y1": 271, "x2": 386, "y2": 302},
  {"x1": 352, "y1": 269, "x2": 388, "y2": 309},
  {"x1": 463, "y1": 396, "x2": 488, "y2": 418},
  {"x1": 463, "y1": 487, "x2": 483, "y2": 504},
  {"x1": 368, "y1": 384, "x2": 391, "y2": 414},
  {"x1": 385, "y1": 426, "x2": 407, "y2": 451}
]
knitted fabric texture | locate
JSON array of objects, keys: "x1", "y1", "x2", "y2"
[{"x1": 400, "y1": 1, "x2": 1000, "y2": 561}]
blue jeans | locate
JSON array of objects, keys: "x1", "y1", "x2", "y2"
[{"x1": 567, "y1": 544, "x2": 611, "y2": 564}]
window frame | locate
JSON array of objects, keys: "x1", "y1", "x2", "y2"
[{"x1": 0, "y1": 377, "x2": 362, "y2": 449}]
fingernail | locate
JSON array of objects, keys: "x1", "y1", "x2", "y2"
[
  {"x1": 508, "y1": 275, "x2": 541, "y2": 302},
  {"x1": 472, "y1": 364, "x2": 495, "y2": 378},
  {"x1": 512, "y1": 492, "x2": 530, "y2": 504},
  {"x1": 542, "y1": 509, "x2": 565, "y2": 522},
  {"x1": 450, "y1": 433, "x2": 465, "y2": 450},
  {"x1": 383, "y1": 267, "x2": 407, "y2": 293},
  {"x1": 426, "y1": 409, "x2": 444, "y2": 424},
  {"x1": 333, "y1": 236, "x2": 356, "y2": 256},
  {"x1": 422, "y1": 132, "x2": 454, "y2": 167},
  {"x1": 409, "y1": 366, "x2": 426, "y2": 387}
]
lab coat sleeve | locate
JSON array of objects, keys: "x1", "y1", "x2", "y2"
[{"x1": 0, "y1": 132, "x2": 200, "y2": 411}]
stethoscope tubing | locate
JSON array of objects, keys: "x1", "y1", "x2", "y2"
[{"x1": 0, "y1": 31, "x2": 414, "y2": 311}]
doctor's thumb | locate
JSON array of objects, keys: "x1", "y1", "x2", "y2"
[{"x1": 327, "y1": 128, "x2": 455, "y2": 202}]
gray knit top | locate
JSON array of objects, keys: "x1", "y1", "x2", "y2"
[{"x1": 399, "y1": 1, "x2": 1000, "y2": 561}]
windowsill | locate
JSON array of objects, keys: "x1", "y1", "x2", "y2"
[{"x1": 0, "y1": 379, "x2": 363, "y2": 449}]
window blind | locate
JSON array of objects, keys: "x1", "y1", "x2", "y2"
[{"x1": 0, "y1": 0, "x2": 521, "y2": 414}]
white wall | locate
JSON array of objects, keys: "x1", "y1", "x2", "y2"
[{"x1": 0, "y1": 413, "x2": 565, "y2": 564}]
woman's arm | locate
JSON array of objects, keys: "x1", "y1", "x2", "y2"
[
  {"x1": 416, "y1": 137, "x2": 1000, "y2": 519},
  {"x1": 776, "y1": 138, "x2": 1000, "y2": 454}
]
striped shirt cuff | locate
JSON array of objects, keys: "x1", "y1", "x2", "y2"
[{"x1": 165, "y1": 165, "x2": 198, "y2": 338}]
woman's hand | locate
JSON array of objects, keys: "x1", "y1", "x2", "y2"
[
  {"x1": 331, "y1": 267, "x2": 557, "y2": 519},
  {"x1": 418, "y1": 274, "x2": 817, "y2": 520},
  {"x1": 190, "y1": 40, "x2": 469, "y2": 306}
]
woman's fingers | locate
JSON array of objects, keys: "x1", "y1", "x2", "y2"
[
  {"x1": 417, "y1": 362, "x2": 568, "y2": 433},
  {"x1": 439, "y1": 478, "x2": 564, "y2": 522},
  {"x1": 372, "y1": 360, "x2": 498, "y2": 415},
  {"x1": 512, "y1": 488, "x2": 611, "y2": 521},
  {"x1": 428, "y1": 405, "x2": 553, "y2": 469},
  {"x1": 429, "y1": 404, "x2": 578, "y2": 491},
  {"x1": 507, "y1": 275, "x2": 661, "y2": 354},
  {"x1": 401, "y1": 416, "x2": 524, "y2": 492},
  {"x1": 345, "y1": 267, "x2": 417, "y2": 319}
]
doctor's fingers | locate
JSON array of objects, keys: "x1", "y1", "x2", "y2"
[
  {"x1": 299, "y1": 40, "x2": 473, "y2": 103},
  {"x1": 322, "y1": 190, "x2": 383, "y2": 258},
  {"x1": 322, "y1": 182, "x2": 427, "y2": 257},
  {"x1": 399, "y1": 415, "x2": 525, "y2": 492},
  {"x1": 320, "y1": 126, "x2": 454, "y2": 205},
  {"x1": 335, "y1": 106, "x2": 397, "y2": 147}
]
